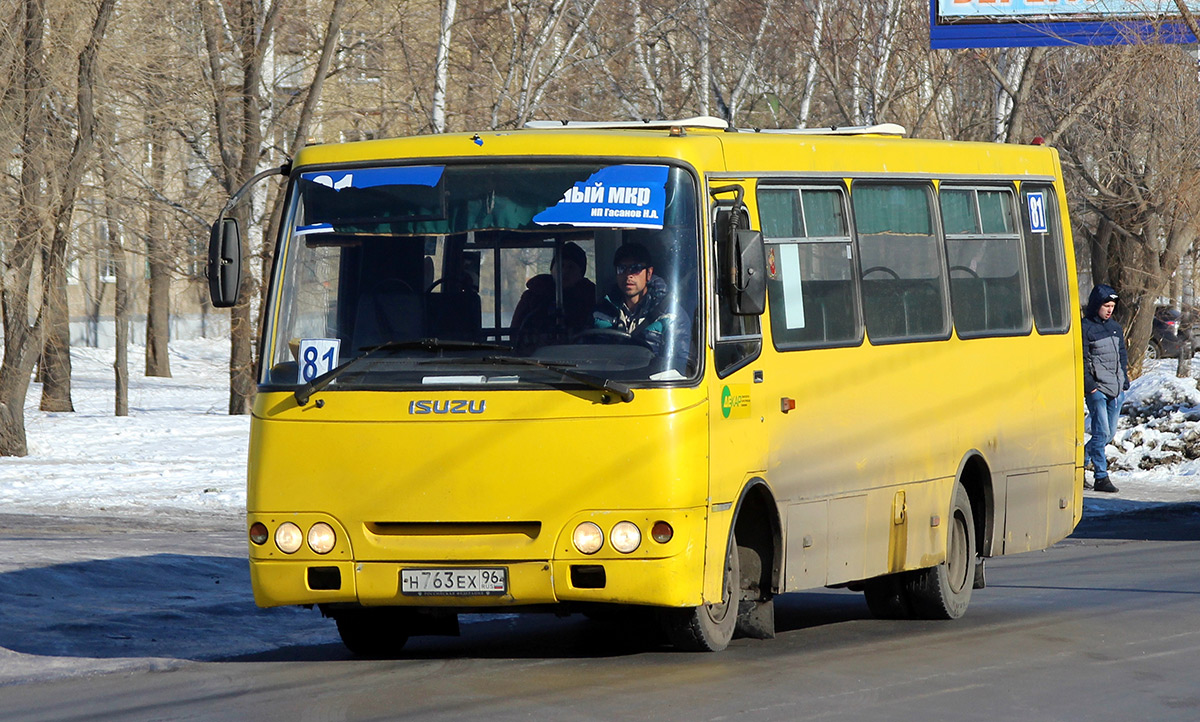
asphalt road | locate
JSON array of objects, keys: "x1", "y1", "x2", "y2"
[{"x1": 2, "y1": 505, "x2": 1199, "y2": 722}]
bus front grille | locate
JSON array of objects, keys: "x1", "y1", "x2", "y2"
[{"x1": 364, "y1": 521, "x2": 542, "y2": 540}]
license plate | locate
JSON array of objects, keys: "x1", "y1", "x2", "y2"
[{"x1": 400, "y1": 567, "x2": 507, "y2": 596}]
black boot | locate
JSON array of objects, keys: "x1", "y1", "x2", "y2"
[{"x1": 1093, "y1": 477, "x2": 1119, "y2": 493}]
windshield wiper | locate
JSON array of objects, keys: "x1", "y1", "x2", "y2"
[
  {"x1": 423, "y1": 355, "x2": 634, "y2": 403},
  {"x1": 294, "y1": 338, "x2": 512, "y2": 406}
]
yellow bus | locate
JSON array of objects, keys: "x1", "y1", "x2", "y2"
[{"x1": 209, "y1": 117, "x2": 1082, "y2": 653}]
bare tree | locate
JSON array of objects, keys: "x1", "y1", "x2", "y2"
[
  {"x1": 200, "y1": 0, "x2": 282, "y2": 415},
  {"x1": 1047, "y1": 45, "x2": 1200, "y2": 375},
  {"x1": 0, "y1": 0, "x2": 115, "y2": 455},
  {"x1": 97, "y1": 116, "x2": 131, "y2": 415},
  {"x1": 143, "y1": 58, "x2": 174, "y2": 378}
]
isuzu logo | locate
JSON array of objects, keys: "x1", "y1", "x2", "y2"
[{"x1": 409, "y1": 399, "x2": 487, "y2": 415}]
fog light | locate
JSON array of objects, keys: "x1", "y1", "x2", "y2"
[
  {"x1": 572, "y1": 522, "x2": 604, "y2": 555},
  {"x1": 610, "y1": 521, "x2": 641, "y2": 553},
  {"x1": 651, "y1": 520, "x2": 674, "y2": 544},
  {"x1": 307, "y1": 522, "x2": 336, "y2": 554},
  {"x1": 275, "y1": 522, "x2": 303, "y2": 554},
  {"x1": 249, "y1": 522, "x2": 269, "y2": 545}
]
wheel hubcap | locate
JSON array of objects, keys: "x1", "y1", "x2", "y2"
[{"x1": 948, "y1": 511, "x2": 969, "y2": 593}]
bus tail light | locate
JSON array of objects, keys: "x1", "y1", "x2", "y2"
[
  {"x1": 610, "y1": 521, "x2": 641, "y2": 553},
  {"x1": 573, "y1": 522, "x2": 604, "y2": 554},
  {"x1": 275, "y1": 522, "x2": 303, "y2": 554},
  {"x1": 651, "y1": 521, "x2": 673, "y2": 544},
  {"x1": 249, "y1": 522, "x2": 269, "y2": 545}
]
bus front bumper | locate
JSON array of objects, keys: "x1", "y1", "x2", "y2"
[{"x1": 249, "y1": 553, "x2": 705, "y2": 609}]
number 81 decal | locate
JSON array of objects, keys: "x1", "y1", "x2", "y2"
[{"x1": 297, "y1": 338, "x2": 341, "y2": 383}]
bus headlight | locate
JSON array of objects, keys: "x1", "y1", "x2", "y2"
[
  {"x1": 307, "y1": 522, "x2": 336, "y2": 554},
  {"x1": 572, "y1": 522, "x2": 604, "y2": 554},
  {"x1": 610, "y1": 521, "x2": 641, "y2": 553},
  {"x1": 275, "y1": 522, "x2": 303, "y2": 554}
]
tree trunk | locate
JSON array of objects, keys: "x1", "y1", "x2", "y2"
[
  {"x1": 229, "y1": 208, "x2": 255, "y2": 414},
  {"x1": 38, "y1": 248, "x2": 74, "y2": 412},
  {"x1": 432, "y1": 0, "x2": 456, "y2": 133},
  {"x1": 0, "y1": 0, "x2": 50, "y2": 457},
  {"x1": 144, "y1": 102, "x2": 172, "y2": 378},
  {"x1": 1089, "y1": 217, "x2": 1115, "y2": 288},
  {"x1": 1179, "y1": 248, "x2": 1197, "y2": 379},
  {"x1": 100, "y1": 120, "x2": 129, "y2": 416},
  {"x1": 40, "y1": 0, "x2": 114, "y2": 406}
]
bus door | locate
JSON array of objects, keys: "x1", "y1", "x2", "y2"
[{"x1": 704, "y1": 179, "x2": 769, "y2": 600}]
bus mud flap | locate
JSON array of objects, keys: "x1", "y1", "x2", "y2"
[{"x1": 736, "y1": 598, "x2": 776, "y2": 639}]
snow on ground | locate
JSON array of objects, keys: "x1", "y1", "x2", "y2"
[
  {"x1": 1085, "y1": 358, "x2": 1200, "y2": 516},
  {"x1": 0, "y1": 339, "x2": 247, "y2": 522}
]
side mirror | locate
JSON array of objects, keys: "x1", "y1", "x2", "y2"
[
  {"x1": 207, "y1": 217, "x2": 242, "y2": 308},
  {"x1": 728, "y1": 229, "x2": 766, "y2": 315}
]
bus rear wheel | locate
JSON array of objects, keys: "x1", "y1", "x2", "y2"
[
  {"x1": 862, "y1": 483, "x2": 976, "y2": 620},
  {"x1": 905, "y1": 482, "x2": 976, "y2": 619},
  {"x1": 660, "y1": 534, "x2": 740, "y2": 652},
  {"x1": 333, "y1": 608, "x2": 412, "y2": 657}
]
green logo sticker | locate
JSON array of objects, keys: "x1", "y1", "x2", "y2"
[{"x1": 721, "y1": 385, "x2": 751, "y2": 419}]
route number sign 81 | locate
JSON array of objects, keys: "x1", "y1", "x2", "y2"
[
  {"x1": 1027, "y1": 191, "x2": 1048, "y2": 234},
  {"x1": 297, "y1": 338, "x2": 341, "y2": 384}
]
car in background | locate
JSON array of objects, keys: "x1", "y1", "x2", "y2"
[{"x1": 1148, "y1": 306, "x2": 1191, "y2": 359}]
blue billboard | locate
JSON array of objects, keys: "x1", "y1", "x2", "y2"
[{"x1": 930, "y1": 0, "x2": 1199, "y2": 47}]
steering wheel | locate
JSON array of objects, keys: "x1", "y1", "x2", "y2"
[
  {"x1": 862, "y1": 266, "x2": 900, "y2": 279},
  {"x1": 571, "y1": 328, "x2": 652, "y2": 349},
  {"x1": 949, "y1": 265, "x2": 980, "y2": 278}
]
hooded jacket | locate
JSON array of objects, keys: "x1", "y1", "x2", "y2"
[
  {"x1": 1082, "y1": 284, "x2": 1128, "y2": 397},
  {"x1": 594, "y1": 275, "x2": 691, "y2": 372}
]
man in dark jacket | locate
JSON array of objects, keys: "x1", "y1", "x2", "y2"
[
  {"x1": 593, "y1": 242, "x2": 691, "y2": 375},
  {"x1": 1082, "y1": 284, "x2": 1128, "y2": 493}
]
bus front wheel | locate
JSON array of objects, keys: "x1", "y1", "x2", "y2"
[
  {"x1": 660, "y1": 535, "x2": 740, "y2": 652},
  {"x1": 333, "y1": 608, "x2": 411, "y2": 657}
]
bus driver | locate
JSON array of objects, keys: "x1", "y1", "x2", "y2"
[{"x1": 593, "y1": 242, "x2": 691, "y2": 373}]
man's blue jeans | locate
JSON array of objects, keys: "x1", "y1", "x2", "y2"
[{"x1": 1085, "y1": 389, "x2": 1124, "y2": 480}]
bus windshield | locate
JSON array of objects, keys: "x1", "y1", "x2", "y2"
[{"x1": 264, "y1": 162, "x2": 701, "y2": 391}]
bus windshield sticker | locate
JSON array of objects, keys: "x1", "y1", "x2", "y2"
[
  {"x1": 300, "y1": 165, "x2": 445, "y2": 191},
  {"x1": 779, "y1": 243, "x2": 807, "y2": 329},
  {"x1": 297, "y1": 338, "x2": 341, "y2": 384},
  {"x1": 295, "y1": 223, "x2": 334, "y2": 236},
  {"x1": 533, "y1": 164, "x2": 669, "y2": 229},
  {"x1": 1027, "y1": 191, "x2": 1048, "y2": 234}
]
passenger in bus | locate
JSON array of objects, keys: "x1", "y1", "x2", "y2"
[
  {"x1": 593, "y1": 242, "x2": 691, "y2": 373},
  {"x1": 1082, "y1": 284, "x2": 1128, "y2": 494},
  {"x1": 511, "y1": 242, "x2": 596, "y2": 349}
]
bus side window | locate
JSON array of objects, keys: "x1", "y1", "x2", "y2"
[
  {"x1": 758, "y1": 185, "x2": 862, "y2": 349},
  {"x1": 1020, "y1": 184, "x2": 1070, "y2": 334},
  {"x1": 852, "y1": 182, "x2": 950, "y2": 344},
  {"x1": 714, "y1": 203, "x2": 762, "y2": 376},
  {"x1": 941, "y1": 186, "x2": 1031, "y2": 338}
]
